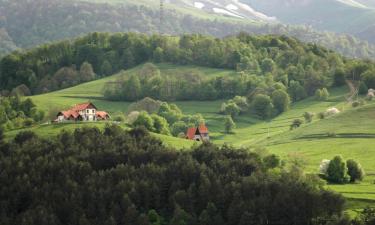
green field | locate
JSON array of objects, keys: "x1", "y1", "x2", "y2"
[{"x1": 6, "y1": 63, "x2": 375, "y2": 212}]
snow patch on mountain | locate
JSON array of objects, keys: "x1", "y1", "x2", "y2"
[
  {"x1": 335, "y1": 0, "x2": 368, "y2": 8},
  {"x1": 226, "y1": 4, "x2": 239, "y2": 11},
  {"x1": 212, "y1": 7, "x2": 244, "y2": 18},
  {"x1": 194, "y1": 2, "x2": 205, "y2": 9},
  {"x1": 232, "y1": 0, "x2": 277, "y2": 21}
]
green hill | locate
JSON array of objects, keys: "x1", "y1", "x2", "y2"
[{"x1": 12, "y1": 63, "x2": 373, "y2": 213}]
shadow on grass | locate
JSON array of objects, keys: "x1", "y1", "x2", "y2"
[{"x1": 295, "y1": 133, "x2": 375, "y2": 140}]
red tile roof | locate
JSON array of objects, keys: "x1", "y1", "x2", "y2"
[
  {"x1": 198, "y1": 124, "x2": 208, "y2": 134},
  {"x1": 96, "y1": 111, "x2": 109, "y2": 118},
  {"x1": 186, "y1": 127, "x2": 197, "y2": 140},
  {"x1": 59, "y1": 110, "x2": 80, "y2": 119},
  {"x1": 70, "y1": 102, "x2": 97, "y2": 111}
]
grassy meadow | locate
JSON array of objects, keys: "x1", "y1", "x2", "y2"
[{"x1": 6, "y1": 63, "x2": 374, "y2": 213}]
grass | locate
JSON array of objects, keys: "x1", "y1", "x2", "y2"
[
  {"x1": 13, "y1": 63, "x2": 375, "y2": 212},
  {"x1": 5, "y1": 122, "x2": 195, "y2": 150}
]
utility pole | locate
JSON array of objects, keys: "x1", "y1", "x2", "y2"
[{"x1": 159, "y1": 0, "x2": 164, "y2": 34}]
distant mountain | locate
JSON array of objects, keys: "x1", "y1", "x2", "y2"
[
  {"x1": 243, "y1": 0, "x2": 375, "y2": 43},
  {"x1": 1, "y1": 0, "x2": 375, "y2": 60}
]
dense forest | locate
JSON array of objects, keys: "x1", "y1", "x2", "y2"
[
  {"x1": 2, "y1": 32, "x2": 375, "y2": 109},
  {"x1": 1, "y1": 0, "x2": 375, "y2": 60},
  {"x1": 0, "y1": 125, "x2": 367, "y2": 225}
]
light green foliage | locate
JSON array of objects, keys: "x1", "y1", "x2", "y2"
[
  {"x1": 133, "y1": 111, "x2": 154, "y2": 131},
  {"x1": 224, "y1": 116, "x2": 236, "y2": 134},
  {"x1": 151, "y1": 114, "x2": 171, "y2": 135},
  {"x1": 252, "y1": 94, "x2": 273, "y2": 119},
  {"x1": 80, "y1": 61, "x2": 96, "y2": 82},
  {"x1": 171, "y1": 121, "x2": 188, "y2": 137},
  {"x1": 221, "y1": 102, "x2": 240, "y2": 118},
  {"x1": 347, "y1": 159, "x2": 365, "y2": 183},
  {"x1": 303, "y1": 112, "x2": 315, "y2": 123},
  {"x1": 327, "y1": 156, "x2": 349, "y2": 184},
  {"x1": 271, "y1": 89, "x2": 290, "y2": 114}
]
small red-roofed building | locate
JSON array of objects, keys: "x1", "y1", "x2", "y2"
[
  {"x1": 55, "y1": 102, "x2": 110, "y2": 122},
  {"x1": 186, "y1": 124, "x2": 209, "y2": 142}
]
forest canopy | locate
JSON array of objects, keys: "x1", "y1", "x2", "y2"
[
  {"x1": 0, "y1": 125, "x2": 348, "y2": 225},
  {"x1": 2, "y1": 32, "x2": 375, "y2": 99}
]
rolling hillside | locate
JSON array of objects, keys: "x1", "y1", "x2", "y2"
[{"x1": 9, "y1": 63, "x2": 373, "y2": 213}]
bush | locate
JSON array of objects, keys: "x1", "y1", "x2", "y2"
[
  {"x1": 263, "y1": 154, "x2": 281, "y2": 169},
  {"x1": 171, "y1": 121, "x2": 188, "y2": 137},
  {"x1": 318, "y1": 112, "x2": 325, "y2": 119},
  {"x1": 23, "y1": 118, "x2": 34, "y2": 127},
  {"x1": 303, "y1": 112, "x2": 314, "y2": 123},
  {"x1": 352, "y1": 101, "x2": 360, "y2": 108},
  {"x1": 290, "y1": 119, "x2": 303, "y2": 130},
  {"x1": 327, "y1": 156, "x2": 348, "y2": 184},
  {"x1": 346, "y1": 159, "x2": 365, "y2": 183}
]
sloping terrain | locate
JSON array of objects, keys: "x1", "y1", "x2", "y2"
[
  {"x1": 14, "y1": 63, "x2": 374, "y2": 212},
  {"x1": 243, "y1": 0, "x2": 375, "y2": 43}
]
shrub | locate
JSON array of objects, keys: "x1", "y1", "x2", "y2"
[
  {"x1": 303, "y1": 112, "x2": 314, "y2": 123},
  {"x1": 346, "y1": 159, "x2": 365, "y2": 183},
  {"x1": 23, "y1": 118, "x2": 34, "y2": 127},
  {"x1": 318, "y1": 112, "x2": 325, "y2": 119},
  {"x1": 327, "y1": 156, "x2": 348, "y2": 184},
  {"x1": 290, "y1": 119, "x2": 303, "y2": 130},
  {"x1": 127, "y1": 111, "x2": 140, "y2": 124},
  {"x1": 264, "y1": 154, "x2": 281, "y2": 169},
  {"x1": 352, "y1": 101, "x2": 360, "y2": 108}
]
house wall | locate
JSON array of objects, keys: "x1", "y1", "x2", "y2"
[{"x1": 80, "y1": 108, "x2": 97, "y2": 121}]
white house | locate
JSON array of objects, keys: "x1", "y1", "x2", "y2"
[{"x1": 55, "y1": 102, "x2": 110, "y2": 122}]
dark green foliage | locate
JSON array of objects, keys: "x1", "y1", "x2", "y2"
[
  {"x1": 263, "y1": 154, "x2": 281, "y2": 169},
  {"x1": 359, "y1": 82, "x2": 368, "y2": 95},
  {"x1": 333, "y1": 69, "x2": 347, "y2": 87},
  {"x1": 0, "y1": 126, "x2": 346, "y2": 225},
  {"x1": 327, "y1": 156, "x2": 349, "y2": 184},
  {"x1": 290, "y1": 119, "x2": 303, "y2": 130},
  {"x1": 346, "y1": 159, "x2": 365, "y2": 183}
]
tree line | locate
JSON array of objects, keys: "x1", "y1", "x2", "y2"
[
  {"x1": 2, "y1": 32, "x2": 375, "y2": 101},
  {"x1": 3, "y1": 125, "x2": 374, "y2": 225}
]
